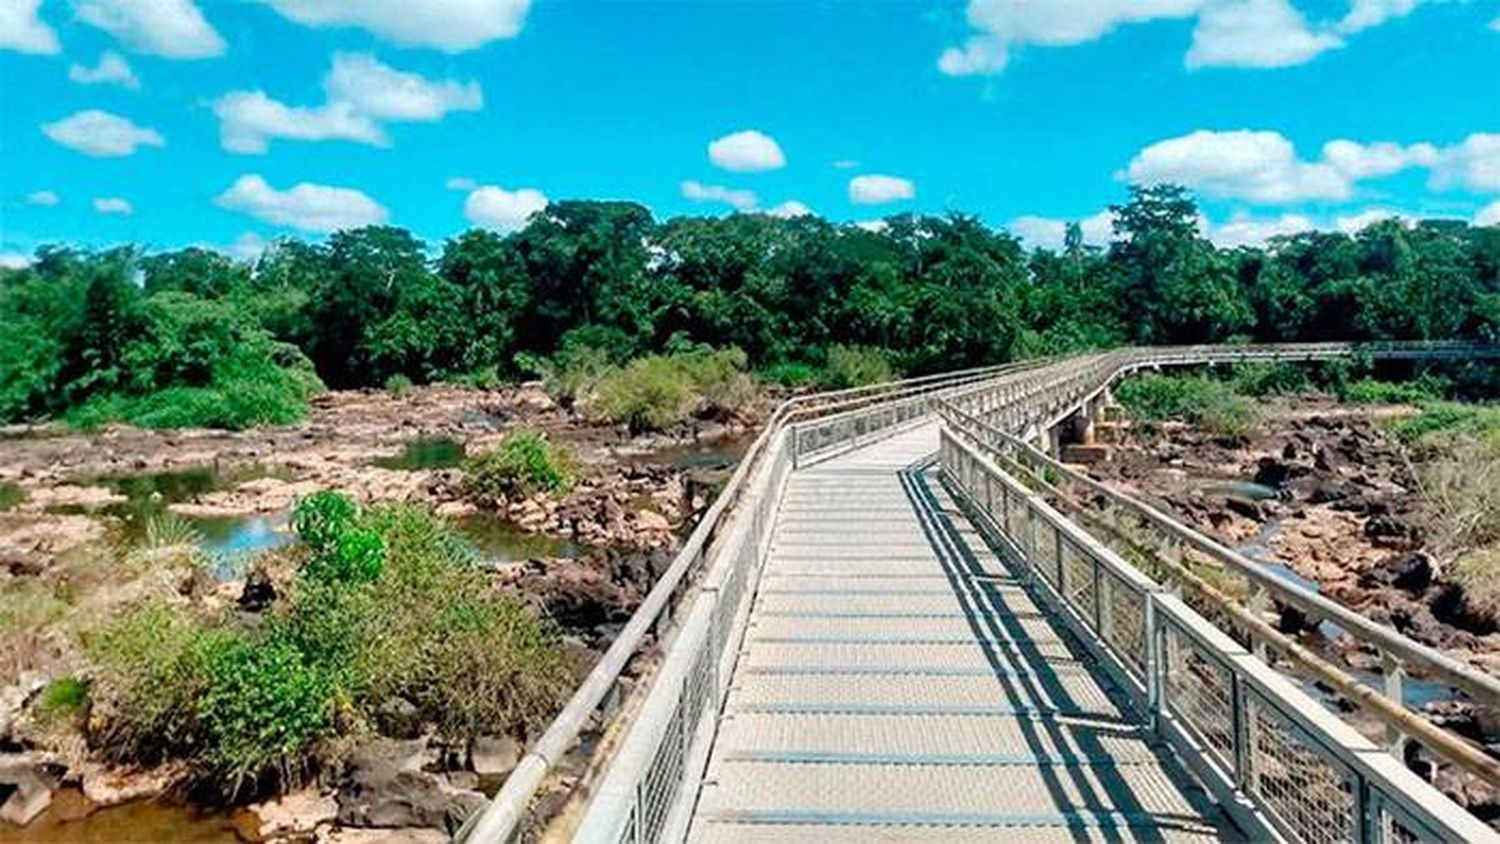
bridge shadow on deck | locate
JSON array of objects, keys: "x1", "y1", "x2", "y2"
[{"x1": 896, "y1": 456, "x2": 1241, "y2": 842}]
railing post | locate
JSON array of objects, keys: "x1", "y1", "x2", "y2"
[
  {"x1": 1145, "y1": 597, "x2": 1162, "y2": 731},
  {"x1": 1382, "y1": 652, "x2": 1407, "y2": 756}
]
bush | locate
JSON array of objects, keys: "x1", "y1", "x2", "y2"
[
  {"x1": 760, "y1": 361, "x2": 816, "y2": 387},
  {"x1": 818, "y1": 345, "x2": 895, "y2": 390},
  {"x1": 85, "y1": 497, "x2": 574, "y2": 792},
  {"x1": 1116, "y1": 373, "x2": 1260, "y2": 437},
  {"x1": 197, "y1": 634, "x2": 339, "y2": 795},
  {"x1": 292, "y1": 491, "x2": 385, "y2": 584},
  {"x1": 590, "y1": 355, "x2": 697, "y2": 432},
  {"x1": 1390, "y1": 402, "x2": 1500, "y2": 445},
  {"x1": 86, "y1": 602, "x2": 229, "y2": 764},
  {"x1": 1340, "y1": 374, "x2": 1450, "y2": 406},
  {"x1": 1452, "y1": 549, "x2": 1500, "y2": 629},
  {"x1": 384, "y1": 374, "x2": 413, "y2": 396},
  {"x1": 35, "y1": 676, "x2": 87, "y2": 722},
  {"x1": 462, "y1": 429, "x2": 579, "y2": 500},
  {"x1": 1229, "y1": 363, "x2": 1309, "y2": 397}
]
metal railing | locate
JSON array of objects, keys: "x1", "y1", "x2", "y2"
[
  {"x1": 938, "y1": 428, "x2": 1498, "y2": 843},
  {"x1": 463, "y1": 340, "x2": 1500, "y2": 842},
  {"x1": 457, "y1": 361, "x2": 1037, "y2": 842}
]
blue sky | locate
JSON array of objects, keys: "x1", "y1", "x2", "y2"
[{"x1": 1, "y1": 0, "x2": 1497, "y2": 264}]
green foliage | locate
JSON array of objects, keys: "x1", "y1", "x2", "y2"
[
  {"x1": 383, "y1": 374, "x2": 413, "y2": 396},
  {"x1": 0, "y1": 482, "x2": 24, "y2": 512},
  {"x1": 196, "y1": 635, "x2": 339, "y2": 794},
  {"x1": 586, "y1": 347, "x2": 757, "y2": 432},
  {"x1": 1339, "y1": 374, "x2": 1450, "y2": 405},
  {"x1": 85, "y1": 498, "x2": 572, "y2": 792},
  {"x1": 1115, "y1": 373, "x2": 1261, "y2": 437},
  {"x1": 87, "y1": 602, "x2": 229, "y2": 764},
  {"x1": 292, "y1": 491, "x2": 385, "y2": 584},
  {"x1": 462, "y1": 429, "x2": 579, "y2": 500},
  {"x1": 818, "y1": 345, "x2": 896, "y2": 390},
  {"x1": 1228, "y1": 363, "x2": 1310, "y2": 397},
  {"x1": 35, "y1": 676, "x2": 87, "y2": 721},
  {"x1": 759, "y1": 361, "x2": 816, "y2": 387},
  {"x1": 1390, "y1": 402, "x2": 1500, "y2": 445}
]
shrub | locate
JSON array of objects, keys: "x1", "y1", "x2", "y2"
[
  {"x1": 292, "y1": 491, "x2": 385, "y2": 584},
  {"x1": 462, "y1": 429, "x2": 579, "y2": 500},
  {"x1": 86, "y1": 602, "x2": 229, "y2": 764},
  {"x1": 760, "y1": 361, "x2": 816, "y2": 387},
  {"x1": 1229, "y1": 363, "x2": 1309, "y2": 397},
  {"x1": 197, "y1": 634, "x2": 339, "y2": 795},
  {"x1": 35, "y1": 676, "x2": 87, "y2": 722},
  {"x1": 675, "y1": 347, "x2": 756, "y2": 412},
  {"x1": 1340, "y1": 374, "x2": 1450, "y2": 406},
  {"x1": 590, "y1": 355, "x2": 697, "y2": 432},
  {"x1": 1116, "y1": 373, "x2": 1260, "y2": 437},
  {"x1": 818, "y1": 345, "x2": 895, "y2": 390},
  {"x1": 384, "y1": 374, "x2": 414, "y2": 396},
  {"x1": 1451, "y1": 549, "x2": 1500, "y2": 629},
  {"x1": 1391, "y1": 402, "x2": 1500, "y2": 445}
]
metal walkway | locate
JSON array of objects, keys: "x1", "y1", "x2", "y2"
[{"x1": 688, "y1": 424, "x2": 1238, "y2": 841}]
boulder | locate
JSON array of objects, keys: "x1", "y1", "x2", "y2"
[
  {"x1": 470, "y1": 735, "x2": 520, "y2": 778},
  {"x1": 336, "y1": 738, "x2": 486, "y2": 831},
  {"x1": 238, "y1": 567, "x2": 278, "y2": 612},
  {"x1": 78, "y1": 762, "x2": 179, "y2": 806},
  {"x1": 250, "y1": 787, "x2": 339, "y2": 840},
  {"x1": 0, "y1": 753, "x2": 58, "y2": 826}
]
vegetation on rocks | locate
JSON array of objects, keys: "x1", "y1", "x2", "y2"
[
  {"x1": 462, "y1": 429, "x2": 580, "y2": 500},
  {"x1": 80, "y1": 492, "x2": 573, "y2": 797},
  {"x1": 1115, "y1": 373, "x2": 1262, "y2": 437}
]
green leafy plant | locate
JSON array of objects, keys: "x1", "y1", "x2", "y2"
[
  {"x1": 292, "y1": 491, "x2": 384, "y2": 584},
  {"x1": 462, "y1": 429, "x2": 579, "y2": 500},
  {"x1": 383, "y1": 373, "x2": 414, "y2": 396},
  {"x1": 35, "y1": 675, "x2": 88, "y2": 722},
  {"x1": 818, "y1": 345, "x2": 896, "y2": 390},
  {"x1": 1115, "y1": 373, "x2": 1260, "y2": 437}
]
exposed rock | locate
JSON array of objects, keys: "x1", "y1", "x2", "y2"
[
  {"x1": 249, "y1": 787, "x2": 339, "y2": 840},
  {"x1": 0, "y1": 753, "x2": 58, "y2": 826},
  {"x1": 317, "y1": 826, "x2": 448, "y2": 844},
  {"x1": 1252, "y1": 456, "x2": 1291, "y2": 489},
  {"x1": 470, "y1": 735, "x2": 520, "y2": 778},
  {"x1": 77, "y1": 761, "x2": 180, "y2": 806},
  {"x1": 635, "y1": 509, "x2": 671, "y2": 532},
  {"x1": 238, "y1": 567, "x2": 278, "y2": 612},
  {"x1": 337, "y1": 738, "x2": 486, "y2": 831},
  {"x1": 1359, "y1": 552, "x2": 1433, "y2": 594}
]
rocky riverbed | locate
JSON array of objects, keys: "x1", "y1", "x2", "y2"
[
  {"x1": 0, "y1": 383, "x2": 765, "y2": 840},
  {"x1": 1090, "y1": 395, "x2": 1500, "y2": 821}
]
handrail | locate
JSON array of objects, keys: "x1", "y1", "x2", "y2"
[
  {"x1": 456, "y1": 361, "x2": 1036, "y2": 841},
  {"x1": 939, "y1": 400, "x2": 1500, "y2": 704}
]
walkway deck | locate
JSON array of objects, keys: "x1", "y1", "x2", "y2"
[{"x1": 687, "y1": 424, "x2": 1240, "y2": 842}]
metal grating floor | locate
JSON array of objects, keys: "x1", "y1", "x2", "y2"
[{"x1": 687, "y1": 424, "x2": 1241, "y2": 842}]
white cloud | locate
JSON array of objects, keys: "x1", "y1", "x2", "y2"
[
  {"x1": 25, "y1": 190, "x2": 59, "y2": 206},
  {"x1": 215, "y1": 174, "x2": 388, "y2": 233},
  {"x1": 1477, "y1": 201, "x2": 1500, "y2": 227},
  {"x1": 213, "y1": 92, "x2": 383, "y2": 154},
  {"x1": 446, "y1": 176, "x2": 477, "y2": 191},
  {"x1": 1338, "y1": 0, "x2": 1421, "y2": 34},
  {"x1": 42, "y1": 109, "x2": 164, "y2": 157},
  {"x1": 93, "y1": 196, "x2": 133, "y2": 215},
  {"x1": 1429, "y1": 133, "x2": 1500, "y2": 193},
  {"x1": 255, "y1": 0, "x2": 530, "y2": 52},
  {"x1": 463, "y1": 184, "x2": 547, "y2": 233},
  {"x1": 849, "y1": 174, "x2": 915, "y2": 204},
  {"x1": 1209, "y1": 212, "x2": 1314, "y2": 247},
  {"x1": 681, "y1": 180, "x2": 757, "y2": 211},
  {"x1": 708, "y1": 130, "x2": 786, "y2": 173},
  {"x1": 0, "y1": 252, "x2": 33, "y2": 270},
  {"x1": 1186, "y1": 0, "x2": 1342, "y2": 69},
  {"x1": 1321, "y1": 139, "x2": 1437, "y2": 179},
  {"x1": 764, "y1": 200, "x2": 812, "y2": 219},
  {"x1": 0, "y1": 0, "x2": 59, "y2": 53},
  {"x1": 1124, "y1": 130, "x2": 1349, "y2": 203},
  {"x1": 940, "y1": 0, "x2": 1426, "y2": 75},
  {"x1": 74, "y1": 0, "x2": 225, "y2": 58},
  {"x1": 69, "y1": 50, "x2": 140, "y2": 88},
  {"x1": 323, "y1": 52, "x2": 481, "y2": 121},
  {"x1": 213, "y1": 54, "x2": 481, "y2": 153},
  {"x1": 1335, "y1": 209, "x2": 1411, "y2": 234},
  {"x1": 1008, "y1": 210, "x2": 1115, "y2": 249},
  {"x1": 939, "y1": 0, "x2": 1200, "y2": 76}
]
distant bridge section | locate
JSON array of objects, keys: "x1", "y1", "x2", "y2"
[{"x1": 461, "y1": 341, "x2": 1500, "y2": 844}]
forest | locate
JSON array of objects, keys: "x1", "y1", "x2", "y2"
[{"x1": 4, "y1": 184, "x2": 1500, "y2": 430}]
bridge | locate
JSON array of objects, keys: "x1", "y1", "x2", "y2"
[{"x1": 462, "y1": 342, "x2": 1500, "y2": 843}]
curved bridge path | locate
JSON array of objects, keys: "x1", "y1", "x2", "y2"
[{"x1": 689, "y1": 424, "x2": 1238, "y2": 841}]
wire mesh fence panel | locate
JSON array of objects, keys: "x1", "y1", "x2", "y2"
[
  {"x1": 1033, "y1": 515, "x2": 1059, "y2": 589},
  {"x1": 1102, "y1": 569, "x2": 1147, "y2": 678},
  {"x1": 1245, "y1": 691, "x2": 1360, "y2": 844},
  {"x1": 1061, "y1": 537, "x2": 1097, "y2": 624},
  {"x1": 1162, "y1": 621, "x2": 1237, "y2": 776},
  {"x1": 637, "y1": 693, "x2": 688, "y2": 842}
]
